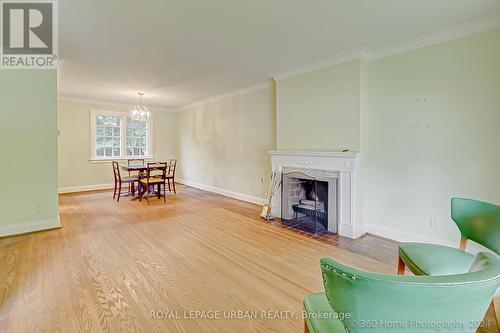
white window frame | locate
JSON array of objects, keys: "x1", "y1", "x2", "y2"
[{"x1": 90, "y1": 109, "x2": 154, "y2": 161}]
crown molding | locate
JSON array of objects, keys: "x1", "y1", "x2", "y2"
[
  {"x1": 272, "y1": 48, "x2": 368, "y2": 81},
  {"x1": 367, "y1": 13, "x2": 500, "y2": 61},
  {"x1": 177, "y1": 81, "x2": 273, "y2": 111},
  {"x1": 58, "y1": 95, "x2": 177, "y2": 112},
  {"x1": 272, "y1": 14, "x2": 500, "y2": 81}
]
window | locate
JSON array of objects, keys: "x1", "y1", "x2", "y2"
[
  {"x1": 90, "y1": 110, "x2": 153, "y2": 160},
  {"x1": 95, "y1": 115, "x2": 121, "y2": 158},
  {"x1": 126, "y1": 118, "x2": 149, "y2": 157}
]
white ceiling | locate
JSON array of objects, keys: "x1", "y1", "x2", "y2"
[{"x1": 58, "y1": 0, "x2": 500, "y2": 109}]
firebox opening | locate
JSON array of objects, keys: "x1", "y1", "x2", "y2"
[{"x1": 281, "y1": 171, "x2": 336, "y2": 236}]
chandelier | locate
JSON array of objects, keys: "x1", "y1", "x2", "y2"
[{"x1": 131, "y1": 92, "x2": 150, "y2": 122}]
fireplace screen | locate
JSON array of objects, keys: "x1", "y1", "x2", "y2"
[{"x1": 281, "y1": 171, "x2": 332, "y2": 235}]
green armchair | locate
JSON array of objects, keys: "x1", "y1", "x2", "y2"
[
  {"x1": 397, "y1": 198, "x2": 500, "y2": 329},
  {"x1": 304, "y1": 252, "x2": 500, "y2": 333}
]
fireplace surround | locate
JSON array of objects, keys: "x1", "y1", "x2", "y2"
[{"x1": 269, "y1": 151, "x2": 362, "y2": 239}]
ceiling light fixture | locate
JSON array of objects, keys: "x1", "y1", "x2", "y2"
[{"x1": 131, "y1": 92, "x2": 150, "y2": 122}]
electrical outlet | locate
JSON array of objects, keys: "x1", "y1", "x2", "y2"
[{"x1": 430, "y1": 217, "x2": 440, "y2": 228}]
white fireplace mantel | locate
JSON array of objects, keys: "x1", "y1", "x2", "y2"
[
  {"x1": 268, "y1": 150, "x2": 360, "y2": 159},
  {"x1": 268, "y1": 150, "x2": 363, "y2": 239}
]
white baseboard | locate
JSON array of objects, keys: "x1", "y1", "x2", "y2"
[
  {"x1": 0, "y1": 216, "x2": 61, "y2": 237},
  {"x1": 363, "y1": 223, "x2": 490, "y2": 255},
  {"x1": 177, "y1": 178, "x2": 265, "y2": 205},
  {"x1": 363, "y1": 223, "x2": 456, "y2": 246},
  {"x1": 59, "y1": 183, "x2": 114, "y2": 194},
  {"x1": 60, "y1": 181, "x2": 266, "y2": 207}
]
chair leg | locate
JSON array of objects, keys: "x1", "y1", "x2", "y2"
[
  {"x1": 117, "y1": 183, "x2": 122, "y2": 202},
  {"x1": 163, "y1": 182, "x2": 166, "y2": 203},
  {"x1": 172, "y1": 179, "x2": 176, "y2": 194},
  {"x1": 304, "y1": 319, "x2": 310, "y2": 333},
  {"x1": 397, "y1": 256, "x2": 405, "y2": 275},
  {"x1": 494, "y1": 298, "x2": 499, "y2": 332},
  {"x1": 146, "y1": 185, "x2": 150, "y2": 205},
  {"x1": 113, "y1": 180, "x2": 117, "y2": 199},
  {"x1": 167, "y1": 179, "x2": 171, "y2": 192}
]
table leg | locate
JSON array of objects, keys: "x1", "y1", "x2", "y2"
[{"x1": 132, "y1": 181, "x2": 143, "y2": 201}]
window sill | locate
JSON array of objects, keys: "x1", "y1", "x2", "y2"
[{"x1": 88, "y1": 156, "x2": 155, "y2": 164}]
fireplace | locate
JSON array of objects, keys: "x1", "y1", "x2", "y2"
[
  {"x1": 269, "y1": 151, "x2": 362, "y2": 239},
  {"x1": 281, "y1": 170, "x2": 337, "y2": 235}
]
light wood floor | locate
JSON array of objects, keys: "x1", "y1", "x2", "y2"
[{"x1": 0, "y1": 185, "x2": 497, "y2": 332}]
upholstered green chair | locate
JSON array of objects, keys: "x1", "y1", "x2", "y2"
[
  {"x1": 397, "y1": 198, "x2": 500, "y2": 329},
  {"x1": 304, "y1": 253, "x2": 500, "y2": 333}
]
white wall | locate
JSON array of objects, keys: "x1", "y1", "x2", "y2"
[
  {"x1": 58, "y1": 100, "x2": 178, "y2": 192},
  {"x1": 176, "y1": 85, "x2": 276, "y2": 202},
  {"x1": 276, "y1": 59, "x2": 361, "y2": 151},
  {"x1": 362, "y1": 28, "x2": 500, "y2": 246}
]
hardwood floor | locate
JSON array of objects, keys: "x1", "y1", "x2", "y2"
[{"x1": 0, "y1": 185, "x2": 497, "y2": 332}]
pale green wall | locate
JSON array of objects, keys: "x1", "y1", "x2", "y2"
[
  {"x1": 276, "y1": 59, "x2": 361, "y2": 151},
  {"x1": 177, "y1": 86, "x2": 276, "y2": 200},
  {"x1": 58, "y1": 100, "x2": 178, "y2": 189},
  {"x1": 362, "y1": 28, "x2": 500, "y2": 244},
  {"x1": 0, "y1": 70, "x2": 59, "y2": 227}
]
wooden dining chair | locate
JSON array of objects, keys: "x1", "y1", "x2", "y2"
[
  {"x1": 127, "y1": 159, "x2": 145, "y2": 194},
  {"x1": 112, "y1": 161, "x2": 137, "y2": 202},
  {"x1": 139, "y1": 162, "x2": 168, "y2": 205},
  {"x1": 166, "y1": 159, "x2": 177, "y2": 194},
  {"x1": 127, "y1": 158, "x2": 145, "y2": 171}
]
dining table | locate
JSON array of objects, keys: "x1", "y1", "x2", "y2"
[
  {"x1": 121, "y1": 163, "x2": 149, "y2": 174},
  {"x1": 120, "y1": 162, "x2": 171, "y2": 201},
  {"x1": 120, "y1": 163, "x2": 149, "y2": 200}
]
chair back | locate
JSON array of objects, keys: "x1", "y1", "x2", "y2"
[
  {"x1": 451, "y1": 198, "x2": 500, "y2": 255},
  {"x1": 320, "y1": 253, "x2": 500, "y2": 333},
  {"x1": 127, "y1": 159, "x2": 145, "y2": 166},
  {"x1": 127, "y1": 159, "x2": 145, "y2": 176},
  {"x1": 112, "y1": 161, "x2": 121, "y2": 182},
  {"x1": 145, "y1": 162, "x2": 167, "y2": 180},
  {"x1": 168, "y1": 159, "x2": 177, "y2": 176}
]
